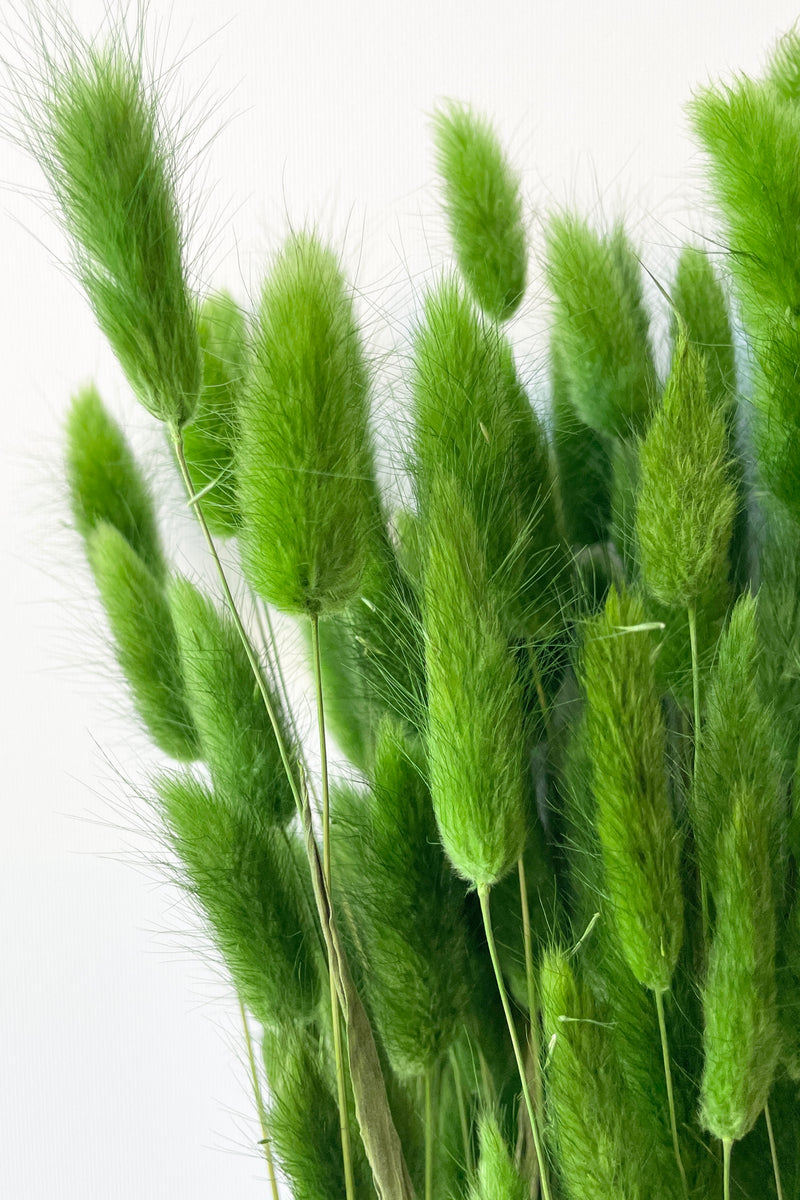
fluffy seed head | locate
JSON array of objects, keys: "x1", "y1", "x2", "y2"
[
  {"x1": 432, "y1": 101, "x2": 527, "y2": 321},
  {"x1": 545, "y1": 217, "x2": 656, "y2": 438},
  {"x1": 636, "y1": 328, "x2": 736, "y2": 608},
  {"x1": 86, "y1": 522, "x2": 198, "y2": 761},
  {"x1": 580, "y1": 586, "x2": 683, "y2": 992},
  {"x1": 65, "y1": 384, "x2": 165, "y2": 580},
  {"x1": 168, "y1": 577, "x2": 296, "y2": 828},
  {"x1": 423, "y1": 473, "x2": 528, "y2": 888},
  {"x1": 26, "y1": 37, "x2": 201, "y2": 426},
  {"x1": 468, "y1": 1112, "x2": 528, "y2": 1200},
  {"x1": 237, "y1": 233, "x2": 376, "y2": 615}
]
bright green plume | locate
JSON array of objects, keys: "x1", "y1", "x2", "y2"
[
  {"x1": 27, "y1": 39, "x2": 200, "y2": 426},
  {"x1": 467, "y1": 1112, "x2": 527, "y2": 1200},
  {"x1": 180, "y1": 291, "x2": 249, "y2": 537},
  {"x1": 86, "y1": 522, "x2": 198, "y2": 761},
  {"x1": 65, "y1": 384, "x2": 165, "y2": 580},
  {"x1": 237, "y1": 232, "x2": 377, "y2": 616},
  {"x1": 545, "y1": 217, "x2": 656, "y2": 438},
  {"x1": 168, "y1": 577, "x2": 296, "y2": 828},
  {"x1": 580, "y1": 585, "x2": 683, "y2": 992},
  {"x1": 432, "y1": 101, "x2": 527, "y2": 321}
]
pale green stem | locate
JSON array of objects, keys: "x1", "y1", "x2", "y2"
[
  {"x1": 478, "y1": 883, "x2": 553, "y2": 1200},
  {"x1": 654, "y1": 989, "x2": 689, "y2": 1200},
  {"x1": 518, "y1": 856, "x2": 544, "y2": 1120},
  {"x1": 172, "y1": 431, "x2": 355, "y2": 1200},
  {"x1": 723, "y1": 1137, "x2": 732, "y2": 1200},
  {"x1": 450, "y1": 1048, "x2": 473, "y2": 1175},
  {"x1": 765, "y1": 1101, "x2": 784, "y2": 1200},
  {"x1": 310, "y1": 612, "x2": 356, "y2": 1200},
  {"x1": 238, "y1": 998, "x2": 280, "y2": 1200},
  {"x1": 424, "y1": 1067, "x2": 434, "y2": 1200}
]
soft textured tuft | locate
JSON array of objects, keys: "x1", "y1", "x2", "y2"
[
  {"x1": 432, "y1": 101, "x2": 527, "y2": 321},
  {"x1": 580, "y1": 586, "x2": 683, "y2": 992},
  {"x1": 158, "y1": 772, "x2": 321, "y2": 1028},
  {"x1": 86, "y1": 522, "x2": 198, "y2": 760},
  {"x1": 423, "y1": 473, "x2": 528, "y2": 887},
  {"x1": 467, "y1": 1112, "x2": 528, "y2": 1200},
  {"x1": 545, "y1": 217, "x2": 656, "y2": 438},
  {"x1": 635, "y1": 328, "x2": 736, "y2": 609},
  {"x1": 168, "y1": 577, "x2": 296, "y2": 828},
  {"x1": 180, "y1": 291, "x2": 249, "y2": 536},
  {"x1": 237, "y1": 232, "x2": 376, "y2": 615},
  {"x1": 29, "y1": 40, "x2": 201, "y2": 426},
  {"x1": 65, "y1": 384, "x2": 165, "y2": 579}
]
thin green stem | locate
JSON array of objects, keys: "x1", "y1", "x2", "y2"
[
  {"x1": 478, "y1": 883, "x2": 553, "y2": 1200},
  {"x1": 518, "y1": 856, "x2": 544, "y2": 1120},
  {"x1": 238, "y1": 998, "x2": 280, "y2": 1200},
  {"x1": 765, "y1": 1101, "x2": 784, "y2": 1200},
  {"x1": 723, "y1": 1138, "x2": 732, "y2": 1200},
  {"x1": 654, "y1": 989, "x2": 689, "y2": 1200},
  {"x1": 450, "y1": 1048, "x2": 473, "y2": 1175},
  {"x1": 172, "y1": 431, "x2": 355, "y2": 1200},
  {"x1": 424, "y1": 1067, "x2": 434, "y2": 1200},
  {"x1": 310, "y1": 611, "x2": 356, "y2": 1200}
]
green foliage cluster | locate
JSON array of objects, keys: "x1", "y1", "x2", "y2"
[{"x1": 24, "y1": 13, "x2": 800, "y2": 1200}]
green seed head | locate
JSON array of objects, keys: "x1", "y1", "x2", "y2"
[
  {"x1": 168, "y1": 577, "x2": 296, "y2": 828},
  {"x1": 424, "y1": 474, "x2": 528, "y2": 888},
  {"x1": 237, "y1": 233, "x2": 376, "y2": 615},
  {"x1": 581, "y1": 585, "x2": 684, "y2": 992},
  {"x1": 30, "y1": 40, "x2": 201, "y2": 426},
  {"x1": 86, "y1": 523, "x2": 198, "y2": 761},
  {"x1": 546, "y1": 216, "x2": 656, "y2": 438},
  {"x1": 65, "y1": 384, "x2": 165, "y2": 580},
  {"x1": 636, "y1": 328, "x2": 736, "y2": 608},
  {"x1": 180, "y1": 291, "x2": 249, "y2": 537},
  {"x1": 432, "y1": 101, "x2": 527, "y2": 321},
  {"x1": 468, "y1": 1112, "x2": 528, "y2": 1200}
]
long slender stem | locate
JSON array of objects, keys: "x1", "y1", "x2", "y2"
[
  {"x1": 765, "y1": 1101, "x2": 784, "y2": 1200},
  {"x1": 239, "y1": 999, "x2": 280, "y2": 1200},
  {"x1": 310, "y1": 612, "x2": 356, "y2": 1200},
  {"x1": 654, "y1": 989, "x2": 689, "y2": 1200},
  {"x1": 518, "y1": 855, "x2": 544, "y2": 1121},
  {"x1": 172, "y1": 431, "x2": 355, "y2": 1200},
  {"x1": 723, "y1": 1137, "x2": 732, "y2": 1200},
  {"x1": 450, "y1": 1048, "x2": 473, "y2": 1175},
  {"x1": 478, "y1": 883, "x2": 553, "y2": 1200},
  {"x1": 424, "y1": 1067, "x2": 434, "y2": 1200}
]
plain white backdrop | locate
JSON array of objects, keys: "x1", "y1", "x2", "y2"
[{"x1": 2, "y1": 1, "x2": 799, "y2": 1196}]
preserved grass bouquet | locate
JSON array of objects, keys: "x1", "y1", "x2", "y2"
[{"x1": 16, "y1": 10, "x2": 800, "y2": 1200}]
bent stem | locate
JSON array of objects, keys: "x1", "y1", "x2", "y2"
[
  {"x1": 654, "y1": 989, "x2": 689, "y2": 1200},
  {"x1": 765, "y1": 1101, "x2": 784, "y2": 1200},
  {"x1": 239, "y1": 998, "x2": 280, "y2": 1200},
  {"x1": 478, "y1": 883, "x2": 552, "y2": 1200},
  {"x1": 310, "y1": 612, "x2": 356, "y2": 1200}
]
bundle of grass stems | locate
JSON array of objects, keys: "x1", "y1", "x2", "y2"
[{"x1": 17, "y1": 9, "x2": 800, "y2": 1200}]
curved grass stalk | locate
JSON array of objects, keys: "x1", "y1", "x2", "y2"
[
  {"x1": 239, "y1": 998, "x2": 280, "y2": 1200},
  {"x1": 655, "y1": 989, "x2": 690, "y2": 1200},
  {"x1": 764, "y1": 1101, "x2": 784, "y2": 1200}
]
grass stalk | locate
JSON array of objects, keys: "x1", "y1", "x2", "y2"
[
  {"x1": 239, "y1": 998, "x2": 280, "y2": 1200},
  {"x1": 723, "y1": 1137, "x2": 732, "y2": 1200},
  {"x1": 450, "y1": 1048, "x2": 473, "y2": 1174},
  {"x1": 518, "y1": 855, "x2": 544, "y2": 1119},
  {"x1": 765, "y1": 1101, "x2": 784, "y2": 1200},
  {"x1": 310, "y1": 612, "x2": 356, "y2": 1200},
  {"x1": 424, "y1": 1067, "x2": 434, "y2": 1200},
  {"x1": 478, "y1": 883, "x2": 552, "y2": 1200},
  {"x1": 654, "y1": 989, "x2": 690, "y2": 1200}
]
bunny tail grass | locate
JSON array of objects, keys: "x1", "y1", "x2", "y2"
[{"x1": 432, "y1": 101, "x2": 528, "y2": 321}]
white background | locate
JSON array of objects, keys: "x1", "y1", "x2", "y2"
[{"x1": 2, "y1": 1, "x2": 798, "y2": 1196}]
